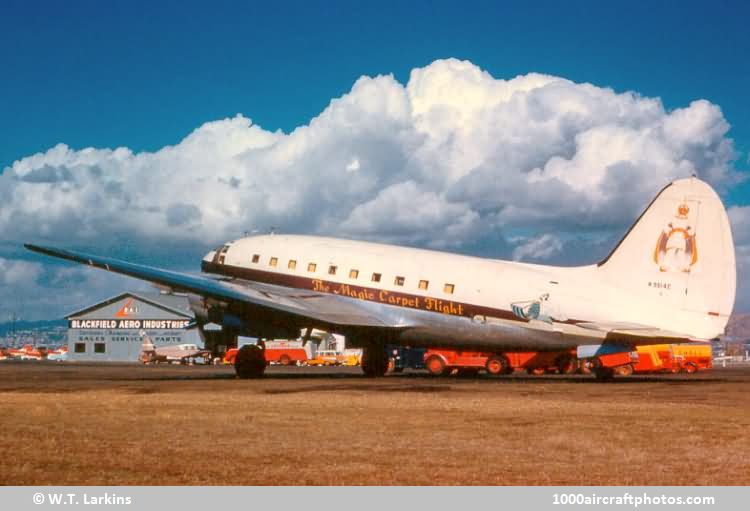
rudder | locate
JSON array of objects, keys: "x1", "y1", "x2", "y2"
[{"x1": 597, "y1": 177, "x2": 736, "y2": 337}]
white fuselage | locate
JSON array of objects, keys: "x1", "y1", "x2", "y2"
[{"x1": 202, "y1": 234, "x2": 723, "y2": 342}]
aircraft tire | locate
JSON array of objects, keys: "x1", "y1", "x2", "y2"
[
  {"x1": 361, "y1": 345, "x2": 388, "y2": 377},
  {"x1": 593, "y1": 367, "x2": 615, "y2": 381},
  {"x1": 235, "y1": 345, "x2": 266, "y2": 379},
  {"x1": 279, "y1": 354, "x2": 291, "y2": 366}
]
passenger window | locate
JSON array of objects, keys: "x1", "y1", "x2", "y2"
[
  {"x1": 328, "y1": 265, "x2": 337, "y2": 275},
  {"x1": 394, "y1": 276, "x2": 405, "y2": 286},
  {"x1": 288, "y1": 260, "x2": 297, "y2": 270},
  {"x1": 371, "y1": 273, "x2": 381, "y2": 282},
  {"x1": 349, "y1": 269, "x2": 359, "y2": 279},
  {"x1": 252, "y1": 254, "x2": 260, "y2": 263},
  {"x1": 308, "y1": 263, "x2": 317, "y2": 272},
  {"x1": 269, "y1": 257, "x2": 278, "y2": 267},
  {"x1": 418, "y1": 280, "x2": 429, "y2": 290},
  {"x1": 444, "y1": 283, "x2": 455, "y2": 294}
]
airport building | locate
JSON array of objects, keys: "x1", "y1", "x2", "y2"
[{"x1": 66, "y1": 292, "x2": 203, "y2": 362}]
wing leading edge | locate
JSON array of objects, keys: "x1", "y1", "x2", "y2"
[{"x1": 23, "y1": 244, "x2": 394, "y2": 329}]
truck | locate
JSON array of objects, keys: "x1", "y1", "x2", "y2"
[
  {"x1": 629, "y1": 343, "x2": 712, "y2": 374},
  {"x1": 223, "y1": 341, "x2": 308, "y2": 366},
  {"x1": 386, "y1": 345, "x2": 426, "y2": 372}
]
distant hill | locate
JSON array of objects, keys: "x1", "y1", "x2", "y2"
[
  {"x1": 0, "y1": 318, "x2": 66, "y2": 336},
  {"x1": 725, "y1": 313, "x2": 750, "y2": 340}
]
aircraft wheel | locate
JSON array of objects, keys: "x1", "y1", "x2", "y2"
[
  {"x1": 485, "y1": 355, "x2": 509, "y2": 376},
  {"x1": 424, "y1": 355, "x2": 446, "y2": 376},
  {"x1": 593, "y1": 367, "x2": 615, "y2": 381},
  {"x1": 361, "y1": 345, "x2": 388, "y2": 377},
  {"x1": 235, "y1": 345, "x2": 266, "y2": 379},
  {"x1": 279, "y1": 354, "x2": 291, "y2": 366}
]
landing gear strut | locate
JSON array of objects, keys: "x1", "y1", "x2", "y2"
[
  {"x1": 235, "y1": 344, "x2": 266, "y2": 379},
  {"x1": 361, "y1": 344, "x2": 388, "y2": 377}
]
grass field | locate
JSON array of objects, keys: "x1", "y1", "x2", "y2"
[{"x1": 2, "y1": 362, "x2": 749, "y2": 485}]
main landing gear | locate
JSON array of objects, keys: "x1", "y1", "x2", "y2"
[
  {"x1": 234, "y1": 344, "x2": 266, "y2": 379},
  {"x1": 361, "y1": 344, "x2": 389, "y2": 377}
]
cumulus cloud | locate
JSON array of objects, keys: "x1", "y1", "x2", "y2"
[
  {"x1": 511, "y1": 234, "x2": 564, "y2": 262},
  {"x1": 728, "y1": 206, "x2": 750, "y2": 312},
  {"x1": 1, "y1": 58, "x2": 747, "y2": 318},
  {"x1": 0, "y1": 257, "x2": 152, "y2": 320}
]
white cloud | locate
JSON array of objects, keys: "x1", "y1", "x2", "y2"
[
  {"x1": 0, "y1": 257, "x2": 152, "y2": 320},
  {"x1": 512, "y1": 234, "x2": 564, "y2": 262},
  {"x1": 728, "y1": 206, "x2": 750, "y2": 245},
  {"x1": 0, "y1": 258, "x2": 43, "y2": 286},
  {"x1": 1, "y1": 58, "x2": 747, "y2": 317}
]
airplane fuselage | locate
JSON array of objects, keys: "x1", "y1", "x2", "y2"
[{"x1": 199, "y1": 234, "x2": 721, "y2": 350}]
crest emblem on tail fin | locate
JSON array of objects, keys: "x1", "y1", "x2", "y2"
[{"x1": 653, "y1": 203, "x2": 698, "y2": 273}]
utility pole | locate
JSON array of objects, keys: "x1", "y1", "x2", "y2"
[{"x1": 9, "y1": 312, "x2": 18, "y2": 345}]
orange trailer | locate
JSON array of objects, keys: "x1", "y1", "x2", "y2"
[{"x1": 423, "y1": 349, "x2": 578, "y2": 376}]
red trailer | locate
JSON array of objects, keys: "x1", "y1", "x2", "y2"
[
  {"x1": 423, "y1": 349, "x2": 578, "y2": 376},
  {"x1": 223, "y1": 345, "x2": 307, "y2": 366}
]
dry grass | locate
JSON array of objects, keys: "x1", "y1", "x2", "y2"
[{"x1": 1, "y1": 362, "x2": 749, "y2": 485}]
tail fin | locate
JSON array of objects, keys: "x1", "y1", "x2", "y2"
[{"x1": 597, "y1": 177, "x2": 736, "y2": 338}]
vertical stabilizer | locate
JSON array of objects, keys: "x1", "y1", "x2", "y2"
[{"x1": 597, "y1": 177, "x2": 736, "y2": 338}]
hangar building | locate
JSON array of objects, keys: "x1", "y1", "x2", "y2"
[{"x1": 66, "y1": 292, "x2": 203, "y2": 361}]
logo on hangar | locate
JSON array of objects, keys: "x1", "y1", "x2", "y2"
[{"x1": 115, "y1": 298, "x2": 139, "y2": 318}]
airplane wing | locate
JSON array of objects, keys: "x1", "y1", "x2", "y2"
[{"x1": 24, "y1": 244, "x2": 399, "y2": 329}]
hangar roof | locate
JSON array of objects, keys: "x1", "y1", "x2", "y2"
[{"x1": 65, "y1": 292, "x2": 194, "y2": 320}]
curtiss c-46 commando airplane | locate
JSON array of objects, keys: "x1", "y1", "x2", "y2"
[{"x1": 26, "y1": 177, "x2": 736, "y2": 379}]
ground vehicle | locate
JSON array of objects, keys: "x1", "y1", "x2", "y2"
[
  {"x1": 423, "y1": 349, "x2": 579, "y2": 376},
  {"x1": 631, "y1": 343, "x2": 712, "y2": 374},
  {"x1": 223, "y1": 345, "x2": 308, "y2": 365},
  {"x1": 339, "y1": 349, "x2": 362, "y2": 366},
  {"x1": 46, "y1": 346, "x2": 69, "y2": 361},
  {"x1": 305, "y1": 350, "x2": 341, "y2": 366},
  {"x1": 387, "y1": 345, "x2": 426, "y2": 372}
]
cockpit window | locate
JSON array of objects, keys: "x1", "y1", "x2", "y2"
[{"x1": 214, "y1": 245, "x2": 230, "y2": 265}]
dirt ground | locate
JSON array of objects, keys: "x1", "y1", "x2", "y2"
[{"x1": 1, "y1": 361, "x2": 749, "y2": 485}]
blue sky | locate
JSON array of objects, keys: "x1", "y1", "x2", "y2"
[
  {"x1": 1, "y1": 0, "x2": 749, "y2": 319},
  {"x1": 2, "y1": 1, "x2": 749, "y2": 199}
]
